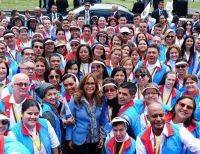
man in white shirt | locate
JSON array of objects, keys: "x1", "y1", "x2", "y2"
[{"x1": 136, "y1": 103, "x2": 200, "y2": 154}]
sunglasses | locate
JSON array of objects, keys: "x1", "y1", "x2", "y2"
[
  {"x1": 135, "y1": 73, "x2": 146, "y2": 78},
  {"x1": 104, "y1": 88, "x2": 116, "y2": 93},
  {"x1": 34, "y1": 45, "x2": 43, "y2": 49},
  {"x1": 166, "y1": 35, "x2": 175, "y2": 38},
  {"x1": 91, "y1": 64, "x2": 101, "y2": 69},
  {"x1": 178, "y1": 102, "x2": 193, "y2": 110},
  {"x1": 1, "y1": 119, "x2": 9, "y2": 125},
  {"x1": 176, "y1": 65, "x2": 186, "y2": 69},
  {"x1": 122, "y1": 32, "x2": 129, "y2": 35},
  {"x1": 4, "y1": 36, "x2": 14, "y2": 40},
  {"x1": 71, "y1": 44, "x2": 79, "y2": 47},
  {"x1": 49, "y1": 75, "x2": 60, "y2": 79},
  {"x1": 57, "y1": 45, "x2": 65, "y2": 49},
  {"x1": 14, "y1": 82, "x2": 30, "y2": 87}
]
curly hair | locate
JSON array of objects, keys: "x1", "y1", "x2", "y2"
[{"x1": 74, "y1": 74, "x2": 103, "y2": 106}]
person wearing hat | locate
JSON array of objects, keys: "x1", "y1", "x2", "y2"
[
  {"x1": 175, "y1": 26, "x2": 185, "y2": 48},
  {"x1": 108, "y1": 16, "x2": 118, "y2": 27},
  {"x1": 44, "y1": 38, "x2": 55, "y2": 58},
  {"x1": 65, "y1": 38, "x2": 80, "y2": 61},
  {"x1": 55, "y1": 41, "x2": 68, "y2": 67},
  {"x1": 10, "y1": 26, "x2": 20, "y2": 40},
  {"x1": 12, "y1": 16, "x2": 24, "y2": 27},
  {"x1": 69, "y1": 26, "x2": 81, "y2": 39},
  {"x1": 16, "y1": 27, "x2": 31, "y2": 52},
  {"x1": 27, "y1": 17, "x2": 38, "y2": 38},
  {"x1": 120, "y1": 27, "x2": 131, "y2": 46},
  {"x1": 37, "y1": 82, "x2": 62, "y2": 143},
  {"x1": 3, "y1": 30, "x2": 22, "y2": 64},
  {"x1": 134, "y1": 82, "x2": 171, "y2": 130},
  {"x1": 0, "y1": 111, "x2": 9, "y2": 135},
  {"x1": 104, "y1": 116, "x2": 136, "y2": 154},
  {"x1": 136, "y1": 102, "x2": 200, "y2": 154}
]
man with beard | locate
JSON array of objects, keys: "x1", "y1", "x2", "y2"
[{"x1": 136, "y1": 103, "x2": 200, "y2": 153}]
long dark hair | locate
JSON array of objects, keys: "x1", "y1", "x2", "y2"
[
  {"x1": 181, "y1": 35, "x2": 195, "y2": 64},
  {"x1": 159, "y1": 71, "x2": 176, "y2": 86},
  {"x1": 64, "y1": 60, "x2": 79, "y2": 76},
  {"x1": 169, "y1": 95, "x2": 196, "y2": 127}
]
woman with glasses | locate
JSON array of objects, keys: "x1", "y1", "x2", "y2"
[
  {"x1": 66, "y1": 39, "x2": 80, "y2": 61},
  {"x1": 66, "y1": 74, "x2": 105, "y2": 154},
  {"x1": 163, "y1": 29, "x2": 176, "y2": 53},
  {"x1": 164, "y1": 45, "x2": 181, "y2": 72},
  {"x1": 159, "y1": 71, "x2": 181, "y2": 108},
  {"x1": 165, "y1": 96, "x2": 200, "y2": 153},
  {"x1": 37, "y1": 83, "x2": 62, "y2": 144},
  {"x1": 91, "y1": 58, "x2": 109, "y2": 86},
  {"x1": 111, "y1": 66, "x2": 127, "y2": 87},
  {"x1": 8, "y1": 99, "x2": 60, "y2": 154},
  {"x1": 183, "y1": 75, "x2": 200, "y2": 121},
  {"x1": 76, "y1": 44, "x2": 94, "y2": 80},
  {"x1": 175, "y1": 57, "x2": 189, "y2": 93},
  {"x1": 33, "y1": 56, "x2": 49, "y2": 85},
  {"x1": 134, "y1": 66, "x2": 151, "y2": 101},
  {"x1": 102, "y1": 78, "x2": 120, "y2": 133},
  {"x1": 181, "y1": 35, "x2": 197, "y2": 74},
  {"x1": 121, "y1": 57, "x2": 135, "y2": 83}
]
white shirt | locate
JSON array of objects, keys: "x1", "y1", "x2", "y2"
[
  {"x1": 136, "y1": 124, "x2": 200, "y2": 154},
  {"x1": 8, "y1": 119, "x2": 60, "y2": 154}
]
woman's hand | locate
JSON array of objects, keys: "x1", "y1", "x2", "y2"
[
  {"x1": 68, "y1": 140, "x2": 74, "y2": 149},
  {"x1": 98, "y1": 138, "x2": 104, "y2": 148},
  {"x1": 65, "y1": 116, "x2": 75, "y2": 125}
]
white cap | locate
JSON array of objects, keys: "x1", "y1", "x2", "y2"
[
  {"x1": 111, "y1": 116, "x2": 128, "y2": 126},
  {"x1": 0, "y1": 114, "x2": 8, "y2": 120},
  {"x1": 120, "y1": 27, "x2": 130, "y2": 33}
]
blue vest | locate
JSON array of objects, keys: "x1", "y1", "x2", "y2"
[
  {"x1": 42, "y1": 102, "x2": 61, "y2": 142},
  {"x1": 11, "y1": 118, "x2": 52, "y2": 154}
]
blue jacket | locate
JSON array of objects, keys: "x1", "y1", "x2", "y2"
[
  {"x1": 10, "y1": 118, "x2": 52, "y2": 154},
  {"x1": 105, "y1": 135, "x2": 136, "y2": 154},
  {"x1": 136, "y1": 60, "x2": 169, "y2": 84},
  {"x1": 42, "y1": 102, "x2": 62, "y2": 142},
  {"x1": 139, "y1": 123, "x2": 184, "y2": 154},
  {"x1": 3, "y1": 136, "x2": 31, "y2": 154},
  {"x1": 66, "y1": 97, "x2": 106, "y2": 145}
]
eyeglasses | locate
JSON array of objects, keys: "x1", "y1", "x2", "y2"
[
  {"x1": 178, "y1": 102, "x2": 193, "y2": 110},
  {"x1": 49, "y1": 75, "x2": 60, "y2": 79},
  {"x1": 166, "y1": 35, "x2": 175, "y2": 38},
  {"x1": 135, "y1": 73, "x2": 146, "y2": 78},
  {"x1": 122, "y1": 32, "x2": 129, "y2": 35},
  {"x1": 45, "y1": 43, "x2": 54, "y2": 46},
  {"x1": 14, "y1": 82, "x2": 30, "y2": 87},
  {"x1": 144, "y1": 92, "x2": 159, "y2": 96},
  {"x1": 91, "y1": 64, "x2": 101, "y2": 70},
  {"x1": 186, "y1": 23, "x2": 192, "y2": 26},
  {"x1": 71, "y1": 44, "x2": 79, "y2": 47},
  {"x1": 34, "y1": 45, "x2": 43, "y2": 49},
  {"x1": 176, "y1": 65, "x2": 186, "y2": 69},
  {"x1": 21, "y1": 67, "x2": 35, "y2": 71},
  {"x1": 104, "y1": 88, "x2": 116, "y2": 93},
  {"x1": 0, "y1": 119, "x2": 9, "y2": 125},
  {"x1": 4, "y1": 36, "x2": 14, "y2": 40},
  {"x1": 57, "y1": 45, "x2": 65, "y2": 49}
]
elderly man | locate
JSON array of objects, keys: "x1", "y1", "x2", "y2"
[
  {"x1": 136, "y1": 103, "x2": 200, "y2": 154},
  {"x1": 0, "y1": 73, "x2": 31, "y2": 127},
  {"x1": 1, "y1": 59, "x2": 40, "y2": 99}
]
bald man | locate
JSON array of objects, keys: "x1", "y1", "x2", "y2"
[{"x1": 136, "y1": 103, "x2": 200, "y2": 154}]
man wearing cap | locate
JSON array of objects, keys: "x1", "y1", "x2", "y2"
[
  {"x1": 3, "y1": 30, "x2": 22, "y2": 64},
  {"x1": 136, "y1": 103, "x2": 200, "y2": 154},
  {"x1": 16, "y1": 27, "x2": 31, "y2": 52},
  {"x1": 117, "y1": 82, "x2": 141, "y2": 138},
  {"x1": 70, "y1": 26, "x2": 81, "y2": 39},
  {"x1": 0, "y1": 73, "x2": 32, "y2": 128},
  {"x1": 135, "y1": 44, "x2": 170, "y2": 84},
  {"x1": 134, "y1": 82, "x2": 170, "y2": 130},
  {"x1": 175, "y1": 27, "x2": 185, "y2": 48},
  {"x1": 104, "y1": 117, "x2": 136, "y2": 154}
]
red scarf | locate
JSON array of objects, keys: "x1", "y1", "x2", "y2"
[{"x1": 118, "y1": 101, "x2": 134, "y2": 116}]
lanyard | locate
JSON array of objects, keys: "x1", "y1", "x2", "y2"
[
  {"x1": 12, "y1": 104, "x2": 20, "y2": 123},
  {"x1": 29, "y1": 133, "x2": 41, "y2": 152},
  {"x1": 7, "y1": 50, "x2": 18, "y2": 62},
  {"x1": 149, "y1": 67, "x2": 157, "y2": 77},
  {"x1": 113, "y1": 142, "x2": 125, "y2": 154},
  {"x1": 107, "y1": 106, "x2": 112, "y2": 122},
  {"x1": 137, "y1": 86, "x2": 143, "y2": 100},
  {"x1": 154, "y1": 135, "x2": 164, "y2": 154},
  {"x1": 162, "y1": 89, "x2": 172, "y2": 105}
]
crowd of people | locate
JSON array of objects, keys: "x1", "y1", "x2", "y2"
[{"x1": 0, "y1": 0, "x2": 200, "y2": 153}]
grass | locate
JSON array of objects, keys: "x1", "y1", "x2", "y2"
[{"x1": 0, "y1": 0, "x2": 200, "y2": 11}]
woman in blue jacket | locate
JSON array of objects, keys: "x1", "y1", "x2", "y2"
[
  {"x1": 66, "y1": 74, "x2": 105, "y2": 154},
  {"x1": 8, "y1": 98, "x2": 60, "y2": 154}
]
